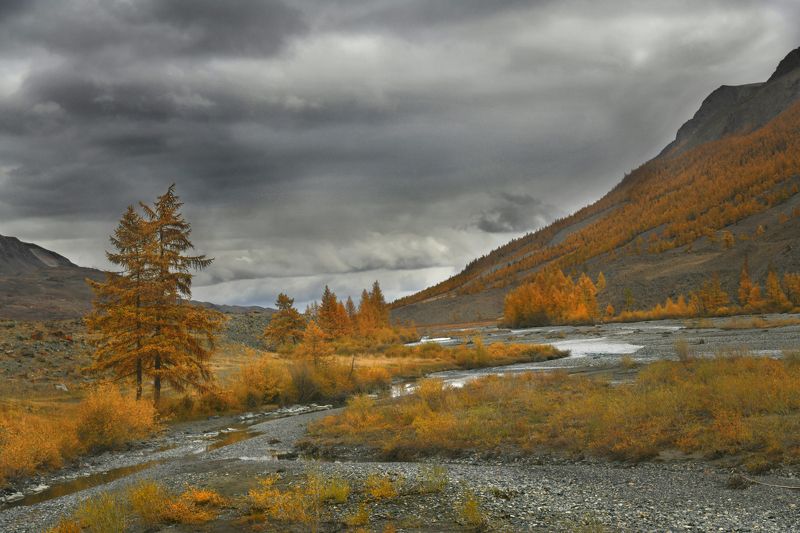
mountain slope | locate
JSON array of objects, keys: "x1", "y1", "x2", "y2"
[
  {"x1": 392, "y1": 47, "x2": 800, "y2": 326},
  {"x1": 0, "y1": 234, "x2": 105, "y2": 320},
  {"x1": 0, "y1": 235, "x2": 274, "y2": 320}
]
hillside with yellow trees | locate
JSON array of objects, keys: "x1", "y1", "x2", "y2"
[{"x1": 393, "y1": 47, "x2": 800, "y2": 326}]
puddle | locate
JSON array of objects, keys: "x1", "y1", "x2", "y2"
[
  {"x1": 205, "y1": 428, "x2": 263, "y2": 452},
  {"x1": 404, "y1": 336, "x2": 460, "y2": 347},
  {"x1": 4, "y1": 460, "x2": 164, "y2": 508},
  {"x1": 549, "y1": 337, "x2": 643, "y2": 357}
]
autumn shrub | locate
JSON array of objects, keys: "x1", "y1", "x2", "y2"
[
  {"x1": 248, "y1": 470, "x2": 349, "y2": 526},
  {"x1": 75, "y1": 492, "x2": 127, "y2": 533},
  {"x1": 127, "y1": 480, "x2": 170, "y2": 526},
  {"x1": 344, "y1": 502, "x2": 371, "y2": 527},
  {"x1": 229, "y1": 356, "x2": 292, "y2": 409},
  {"x1": 674, "y1": 338, "x2": 692, "y2": 362},
  {"x1": 0, "y1": 410, "x2": 76, "y2": 486},
  {"x1": 116, "y1": 482, "x2": 225, "y2": 527},
  {"x1": 415, "y1": 465, "x2": 448, "y2": 494},
  {"x1": 457, "y1": 489, "x2": 487, "y2": 529},
  {"x1": 160, "y1": 498, "x2": 216, "y2": 524},
  {"x1": 75, "y1": 384, "x2": 159, "y2": 453},
  {"x1": 353, "y1": 366, "x2": 392, "y2": 392},
  {"x1": 310, "y1": 355, "x2": 800, "y2": 465},
  {"x1": 249, "y1": 474, "x2": 312, "y2": 524},
  {"x1": 365, "y1": 473, "x2": 401, "y2": 500},
  {"x1": 45, "y1": 518, "x2": 82, "y2": 533}
]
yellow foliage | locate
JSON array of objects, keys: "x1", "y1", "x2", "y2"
[
  {"x1": 75, "y1": 384, "x2": 159, "y2": 453},
  {"x1": 458, "y1": 490, "x2": 487, "y2": 528},
  {"x1": 75, "y1": 492, "x2": 127, "y2": 533},
  {"x1": 46, "y1": 518, "x2": 82, "y2": 533},
  {"x1": 344, "y1": 502, "x2": 371, "y2": 527},
  {"x1": 311, "y1": 355, "x2": 800, "y2": 465},
  {"x1": 127, "y1": 480, "x2": 170, "y2": 525},
  {"x1": 365, "y1": 474, "x2": 400, "y2": 500}
]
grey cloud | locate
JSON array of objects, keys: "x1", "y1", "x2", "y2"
[
  {"x1": 0, "y1": 0, "x2": 306, "y2": 59},
  {"x1": 475, "y1": 194, "x2": 562, "y2": 234},
  {"x1": 0, "y1": 0, "x2": 796, "y2": 307}
]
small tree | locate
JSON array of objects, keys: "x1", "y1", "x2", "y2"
[
  {"x1": 295, "y1": 320, "x2": 334, "y2": 367},
  {"x1": 765, "y1": 269, "x2": 791, "y2": 311},
  {"x1": 263, "y1": 293, "x2": 306, "y2": 349}
]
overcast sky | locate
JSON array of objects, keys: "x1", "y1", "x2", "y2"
[{"x1": 0, "y1": 0, "x2": 798, "y2": 308}]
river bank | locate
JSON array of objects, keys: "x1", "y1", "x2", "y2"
[{"x1": 2, "y1": 313, "x2": 799, "y2": 531}]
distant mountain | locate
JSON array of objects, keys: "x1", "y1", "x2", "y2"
[
  {"x1": 0, "y1": 234, "x2": 77, "y2": 274},
  {"x1": 0, "y1": 234, "x2": 104, "y2": 320},
  {"x1": 392, "y1": 47, "x2": 800, "y2": 326},
  {"x1": 0, "y1": 234, "x2": 274, "y2": 321}
]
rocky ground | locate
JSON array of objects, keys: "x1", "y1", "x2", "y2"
[
  {"x1": 2, "y1": 407, "x2": 799, "y2": 532},
  {"x1": 0, "y1": 312, "x2": 271, "y2": 400},
  {"x1": 2, "y1": 314, "x2": 800, "y2": 532}
]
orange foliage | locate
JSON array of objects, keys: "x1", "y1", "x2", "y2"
[
  {"x1": 502, "y1": 269, "x2": 601, "y2": 327},
  {"x1": 397, "y1": 100, "x2": 800, "y2": 308}
]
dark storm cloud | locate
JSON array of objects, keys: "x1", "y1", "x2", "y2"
[
  {"x1": 0, "y1": 0, "x2": 796, "y2": 307},
  {"x1": 0, "y1": 0, "x2": 306, "y2": 58},
  {"x1": 475, "y1": 194, "x2": 561, "y2": 234}
]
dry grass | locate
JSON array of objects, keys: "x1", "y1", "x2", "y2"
[
  {"x1": 74, "y1": 492, "x2": 127, "y2": 533},
  {"x1": 127, "y1": 480, "x2": 170, "y2": 525},
  {"x1": 717, "y1": 316, "x2": 800, "y2": 330},
  {"x1": 415, "y1": 465, "x2": 448, "y2": 494},
  {"x1": 56, "y1": 482, "x2": 226, "y2": 530},
  {"x1": 311, "y1": 354, "x2": 800, "y2": 465},
  {"x1": 248, "y1": 470, "x2": 356, "y2": 527},
  {"x1": 163, "y1": 340, "x2": 568, "y2": 421},
  {"x1": 0, "y1": 384, "x2": 158, "y2": 487},
  {"x1": 365, "y1": 473, "x2": 401, "y2": 500}
]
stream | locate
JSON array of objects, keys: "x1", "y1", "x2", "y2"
[{"x1": 0, "y1": 323, "x2": 677, "y2": 511}]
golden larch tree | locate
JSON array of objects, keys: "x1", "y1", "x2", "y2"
[
  {"x1": 140, "y1": 185, "x2": 223, "y2": 404},
  {"x1": 263, "y1": 293, "x2": 306, "y2": 349},
  {"x1": 86, "y1": 206, "x2": 155, "y2": 400}
]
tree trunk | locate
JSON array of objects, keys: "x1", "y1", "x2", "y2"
[
  {"x1": 136, "y1": 357, "x2": 142, "y2": 400},
  {"x1": 154, "y1": 354, "x2": 161, "y2": 404}
]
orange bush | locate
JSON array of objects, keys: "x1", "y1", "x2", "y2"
[
  {"x1": 75, "y1": 384, "x2": 159, "y2": 453},
  {"x1": 311, "y1": 355, "x2": 800, "y2": 465}
]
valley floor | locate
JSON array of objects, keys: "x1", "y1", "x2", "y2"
[
  {"x1": 2, "y1": 313, "x2": 800, "y2": 532},
  {"x1": 2, "y1": 409, "x2": 799, "y2": 532}
]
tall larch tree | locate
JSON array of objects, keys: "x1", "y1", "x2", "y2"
[
  {"x1": 141, "y1": 185, "x2": 223, "y2": 404},
  {"x1": 345, "y1": 296, "x2": 357, "y2": 321},
  {"x1": 86, "y1": 206, "x2": 154, "y2": 400},
  {"x1": 317, "y1": 285, "x2": 351, "y2": 338}
]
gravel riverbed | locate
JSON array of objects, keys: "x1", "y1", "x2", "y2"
[{"x1": 2, "y1": 314, "x2": 799, "y2": 532}]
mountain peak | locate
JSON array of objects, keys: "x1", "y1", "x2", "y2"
[{"x1": 768, "y1": 46, "x2": 800, "y2": 83}]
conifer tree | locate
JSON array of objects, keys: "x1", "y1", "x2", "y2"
[
  {"x1": 738, "y1": 257, "x2": 753, "y2": 307},
  {"x1": 317, "y1": 285, "x2": 351, "y2": 337},
  {"x1": 596, "y1": 272, "x2": 607, "y2": 292},
  {"x1": 345, "y1": 296, "x2": 357, "y2": 321},
  {"x1": 765, "y1": 269, "x2": 792, "y2": 311},
  {"x1": 88, "y1": 186, "x2": 221, "y2": 404},
  {"x1": 86, "y1": 206, "x2": 154, "y2": 400},
  {"x1": 140, "y1": 185, "x2": 223, "y2": 404},
  {"x1": 697, "y1": 273, "x2": 729, "y2": 315},
  {"x1": 295, "y1": 320, "x2": 334, "y2": 367},
  {"x1": 263, "y1": 293, "x2": 306, "y2": 348},
  {"x1": 369, "y1": 280, "x2": 390, "y2": 325},
  {"x1": 784, "y1": 273, "x2": 800, "y2": 307}
]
